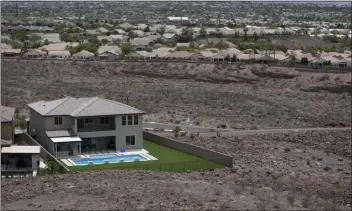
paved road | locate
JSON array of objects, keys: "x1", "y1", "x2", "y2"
[{"x1": 143, "y1": 122, "x2": 350, "y2": 136}]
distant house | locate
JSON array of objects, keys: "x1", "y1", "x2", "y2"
[
  {"x1": 98, "y1": 46, "x2": 121, "y2": 60},
  {"x1": 1, "y1": 49, "x2": 21, "y2": 58},
  {"x1": 132, "y1": 30, "x2": 145, "y2": 38},
  {"x1": 86, "y1": 30, "x2": 99, "y2": 35},
  {"x1": 119, "y1": 22, "x2": 134, "y2": 29},
  {"x1": 162, "y1": 33, "x2": 176, "y2": 41},
  {"x1": 98, "y1": 27, "x2": 109, "y2": 33},
  {"x1": 114, "y1": 29, "x2": 127, "y2": 35},
  {"x1": 40, "y1": 42, "x2": 79, "y2": 51},
  {"x1": 164, "y1": 51, "x2": 195, "y2": 60},
  {"x1": 48, "y1": 50, "x2": 71, "y2": 59},
  {"x1": 1, "y1": 106, "x2": 40, "y2": 176},
  {"x1": 27, "y1": 96, "x2": 145, "y2": 158},
  {"x1": 130, "y1": 38, "x2": 152, "y2": 51},
  {"x1": 22, "y1": 49, "x2": 47, "y2": 59},
  {"x1": 72, "y1": 50, "x2": 95, "y2": 60},
  {"x1": 43, "y1": 33, "x2": 61, "y2": 43}
]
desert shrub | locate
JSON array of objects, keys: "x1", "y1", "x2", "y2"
[
  {"x1": 217, "y1": 124, "x2": 227, "y2": 129},
  {"x1": 45, "y1": 158, "x2": 67, "y2": 174},
  {"x1": 216, "y1": 132, "x2": 221, "y2": 137},
  {"x1": 319, "y1": 75, "x2": 330, "y2": 81},
  {"x1": 250, "y1": 125, "x2": 258, "y2": 130},
  {"x1": 284, "y1": 147, "x2": 291, "y2": 153},
  {"x1": 173, "y1": 126, "x2": 181, "y2": 138}
]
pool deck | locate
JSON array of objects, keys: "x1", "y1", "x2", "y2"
[{"x1": 62, "y1": 149, "x2": 157, "y2": 166}]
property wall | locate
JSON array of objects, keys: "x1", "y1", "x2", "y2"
[
  {"x1": 115, "y1": 114, "x2": 143, "y2": 150},
  {"x1": 143, "y1": 131, "x2": 233, "y2": 167},
  {"x1": 1, "y1": 122, "x2": 13, "y2": 141},
  {"x1": 23, "y1": 132, "x2": 70, "y2": 172}
]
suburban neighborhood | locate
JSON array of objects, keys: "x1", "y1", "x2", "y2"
[{"x1": 1, "y1": 1, "x2": 351, "y2": 211}]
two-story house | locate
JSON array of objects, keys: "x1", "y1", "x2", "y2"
[
  {"x1": 27, "y1": 96, "x2": 145, "y2": 158},
  {"x1": 1, "y1": 105, "x2": 15, "y2": 146},
  {"x1": 1, "y1": 106, "x2": 41, "y2": 175}
]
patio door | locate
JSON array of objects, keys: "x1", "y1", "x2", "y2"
[{"x1": 81, "y1": 138, "x2": 97, "y2": 151}]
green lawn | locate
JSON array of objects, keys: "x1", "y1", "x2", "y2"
[{"x1": 67, "y1": 140, "x2": 223, "y2": 172}]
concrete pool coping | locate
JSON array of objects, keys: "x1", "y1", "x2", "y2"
[{"x1": 62, "y1": 149, "x2": 158, "y2": 166}]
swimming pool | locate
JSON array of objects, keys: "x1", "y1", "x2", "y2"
[{"x1": 70, "y1": 154, "x2": 148, "y2": 166}]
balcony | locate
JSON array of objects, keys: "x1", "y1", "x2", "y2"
[{"x1": 77, "y1": 117, "x2": 115, "y2": 132}]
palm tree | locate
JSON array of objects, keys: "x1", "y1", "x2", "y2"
[{"x1": 243, "y1": 27, "x2": 248, "y2": 41}]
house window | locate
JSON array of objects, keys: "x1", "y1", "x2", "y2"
[
  {"x1": 127, "y1": 115, "x2": 133, "y2": 125},
  {"x1": 54, "y1": 117, "x2": 63, "y2": 125},
  {"x1": 134, "y1": 115, "x2": 138, "y2": 125},
  {"x1": 100, "y1": 117, "x2": 109, "y2": 124},
  {"x1": 125, "y1": 135, "x2": 135, "y2": 146},
  {"x1": 122, "y1": 116, "x2": 126, "y2": 126},
  {"x1": 85, "y1": 118, "x2": 93, "y2": 124}
]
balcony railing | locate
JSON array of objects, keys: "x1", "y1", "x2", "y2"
[{"x1": 77, "y1": 125, "x2": 115, "y2": 132}]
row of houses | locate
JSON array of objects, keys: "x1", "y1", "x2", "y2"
[{"x1": 1, "y1": 43, "x2": 351, "y2": 68}]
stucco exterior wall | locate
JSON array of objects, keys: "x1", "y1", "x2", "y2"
[{"x1": 1, "y1": 122, "x2": 14, "y2": 142}]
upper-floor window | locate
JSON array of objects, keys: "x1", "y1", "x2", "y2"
[
  {"x1": 127, "y1": 115, "x2": 133, "y2": 125},
  {"x1": 85, "y1": 118, "x2": 93, "y2": 124},
  {"x1": 134, "y1": 115, "x2": 138, "y2": 125},
  {"x1": 100, "y1": 117, "x2": 109, "y2": 124},
  {"x1": 122, "y1": 115, "x2": 139, "y2": 126},
  {"x1": 122, "y1": 116, "x2": 126, "y2": 126},
  {"x1": 54, "y1": 117, "x2": 63, "y2": 125}
]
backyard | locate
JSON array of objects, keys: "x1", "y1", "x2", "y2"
[{"x1": 67, "y1": 140, "x2": 223, "y2": 172}]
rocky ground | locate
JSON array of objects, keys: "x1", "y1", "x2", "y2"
[
  {"x1": 2, "y1": 130, "x2": 351, "y2": 210},
  {"x1": 2, "y1": 60, "x2": 351, "y2": 129},
  {"x1": 1, "y1": 60, "x2": 351, "y2": 210}
]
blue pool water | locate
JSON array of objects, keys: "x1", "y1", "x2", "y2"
[{"x1": 70, "y1": 154, "x2": 147, "y2": 165}]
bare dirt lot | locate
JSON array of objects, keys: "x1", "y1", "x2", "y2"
[
  {"x1": 2, "y1": 130, "x2": 351, "y2": 210},
  {"x1": 1, "y1": 60, "x2": 351, "y2": 129}
]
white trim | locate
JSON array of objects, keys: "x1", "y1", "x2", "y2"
[
  {"x1": 1, "y1": 145, "x2": 40, "y2": 154},
  {"x1": 51, "y1": 136, "x2": 82, "y2": 143}
]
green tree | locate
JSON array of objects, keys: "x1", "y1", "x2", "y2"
[
  {"x1": 177, "y1": 28, "x2": 194, "y2": 43},
  {"x1": 28, "y1": 34, "x2": 42, "y2": 42},
  {"x1": 243, "y1": 27, "x2": 248, "y2": 41},
  {"x1": 44, "y1": 39, "x2": 50, "y2": 45},
  {"x1": 128, "y1": 31, "x2": 137, "y2": 38},
  {"x1": 199, "y1": 26, "x2": 207, "y2": 38},
  {"x1": 224, "y1": 54, "x2": 231, "y2": 61},
  {"x1": 301, "y1": 57, "x2": 309, "y2": 65},
  {"x1": 12, "y1": 30, "x2": 29, "y2": 41},
  {"x1": 101, "y1": 39, "x2": 109, "y2": 45},
  {"x1": 253, "y1": 31, "x2": 258, "y2": 41},
  {"x1": 231, "y1": 54, "x2": 237, "y2": 62},
  {"x1": 156, "y1": 26, "x2": 166, "y2": 35},
  {"x1": 173, "y1": 126, "x2": 181, "y2": 138},
  {"x1": 144, "y1": 26, "x2": 150, "y2": 33},
  {"x1": 10, "y1": 40, "x2": 23, "y2": 49},
  {"x1": 120, "y1": 43, "x2": 132, "y2": 55}
]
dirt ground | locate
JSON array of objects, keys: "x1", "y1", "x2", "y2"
[
  {"x1": 1, "y1": 60, "x2": 351, "y2": 210},
  {"x1": 1, "y1": 60, "x2": 351, "y2": 129},
  {"x1": 2, "y1": 130, "x2": 351, "y2": 210}
]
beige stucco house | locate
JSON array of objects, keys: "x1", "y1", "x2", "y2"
[
  {"x1": 1, "y1": 106, "x2": 41, "y2": 175},
  {"x1": 27, "y1": 96, "x2": 145, "y2": 158},
  {"x1": 1, "y1": 106, "x2": 15, "y2": 145}
]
